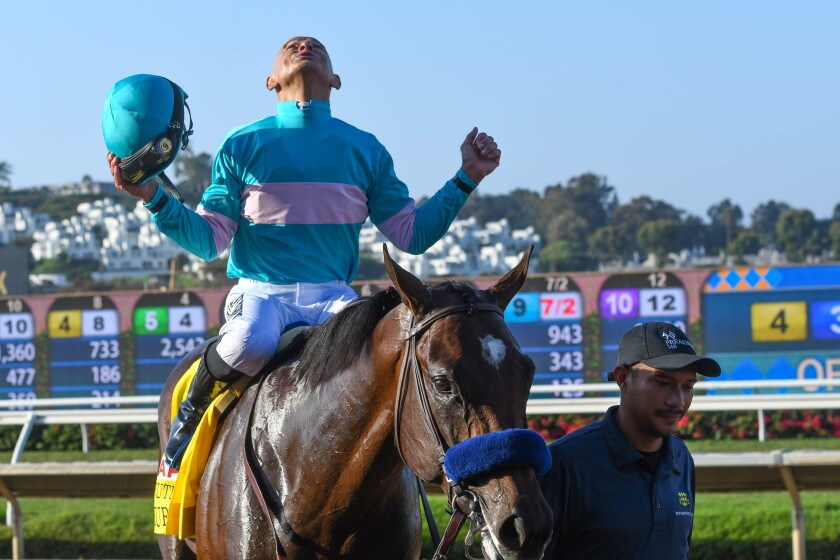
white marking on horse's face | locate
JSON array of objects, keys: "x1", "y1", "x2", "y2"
[{"x1": 480, "y1": 335, "x2": 507, "y2": 369}]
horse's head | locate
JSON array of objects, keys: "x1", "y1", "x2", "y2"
[{"x1": 382, "y1": 245, "x2": 552, "y2": 560}]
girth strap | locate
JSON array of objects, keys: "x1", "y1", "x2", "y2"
[{"x1": 242, "y1": 373, "x2": 288, "y2": 560}]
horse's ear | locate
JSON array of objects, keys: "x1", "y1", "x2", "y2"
[
  {"x1": 382, "y1": 244, "x2": 431, "y2": 315},
  {"x1": 484, "y1": 245, "x2": 533, "y2": 311}
]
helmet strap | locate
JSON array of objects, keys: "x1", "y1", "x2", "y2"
[{"x1": 158, "y1": 172, "x2": 184, "y2": 203}]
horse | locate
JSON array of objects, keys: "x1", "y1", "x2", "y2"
[{"x1": 157, "y1": 246, "x2": 553, "y2": 559}]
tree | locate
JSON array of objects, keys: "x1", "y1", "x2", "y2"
[
  {"x1": 32, "y1": 253, "x2": 100, "y2": 285},
  {"x1": 537, "y1": 240, "x2": 592, "y2": 272},
  {"x1": 0, "y1": 161, "x2": 12, "y2": 187},
  {"x1": 545, "y1": 213, "x2": 589, "y2": 249},
  {"x1": 636, "y1": 220, "x2": 680, "y2": 266},
  {"x1": 533, "y1": 174, "x2": 615, "y2": 248},
  {"x1": 776, "y1": 209, "x2": 821, "y2": 262},
  {"x1": 830, "y1": 221, "x2": 840, "y2": 260},
  {"x1": 588, "y1": 225, "x2": 634, "y2": 264},
  {"x1": 676, "y1": 214, "x2": 708, "y2": 252},
  {"x1": 356, "y1": 254, "x2": 387, "y2": 280},
  {"x1": 610, "y1": 195, "x2": 683, "y2": 229},
  {"x1": 174, "y1": 148, "x2": 213, "y2": 207},
  {"x1": 750, "y1": 200, "x2": 791, "y2": 246},
  {"x1": 727, "y1": 231, "x2": 762, "y2": 263},
  {"x1": 601, "y1": 196, "x2": 685, "y2": 259},
  {"x1": 707, "y1": 199, "x2": 743, "y2": 251},
  {"x1": 459, "y1": 188, "x2": 538, "y2": 230}
]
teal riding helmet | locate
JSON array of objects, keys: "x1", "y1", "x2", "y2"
[{"x1": 102, "y1": 74, "x2": 193, "y2": 200}]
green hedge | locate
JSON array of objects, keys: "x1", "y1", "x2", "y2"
[{"x1": 0, "y1": 423, "x2": 159, "y2": 452}]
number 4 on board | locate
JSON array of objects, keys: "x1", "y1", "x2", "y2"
[{"x1": 750, "y1": 302, "x2": 806, "y2": 342}]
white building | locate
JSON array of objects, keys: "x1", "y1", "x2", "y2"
[
  {"x1": 29, "y1": 197, "x2": 201, "y2": 281},
  {"x1": 0, "y1": 202, "x2": 51, "y2": 245},
  {"x1": 360, "y1": 216, "x2": 541, "y2": 277},
  {"x1": 7, "y1": 183, "x2": 541, "y2": 283}
]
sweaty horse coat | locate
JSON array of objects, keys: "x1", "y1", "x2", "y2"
[{"x1": 157, "y1": 246, "x2": 553, "y2": 560}]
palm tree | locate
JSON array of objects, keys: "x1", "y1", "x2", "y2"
[{"x1": 0, "y1": 161, "x2": 12, "y2": 187}]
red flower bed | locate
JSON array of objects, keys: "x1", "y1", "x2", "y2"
[{"x1": 528, "y1": 410, "x2": 840, "y2": 441}]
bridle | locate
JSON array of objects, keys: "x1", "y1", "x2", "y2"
[{"x1": 393, "y1": 299, "x2": 505, "y2": 559}]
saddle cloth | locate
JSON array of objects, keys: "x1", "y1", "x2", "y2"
[
  {"x1": 153, "y1": 325, "x2": 310, "y2": 538},
  {"x1": 154, "y1": 363, "x2": 248, "y2": 537}
]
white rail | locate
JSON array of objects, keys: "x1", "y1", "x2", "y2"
[{"x1": 0, "y1": 378, "x2": 837, "y2": 455}]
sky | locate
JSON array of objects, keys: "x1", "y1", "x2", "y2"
[{"x1": 1, "y1": 1, "x2": 838, "y2": 222}]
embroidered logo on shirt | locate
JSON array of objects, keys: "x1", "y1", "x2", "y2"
[{"x1": 678, "y1": 491, "x2": 691, "y2": 507}]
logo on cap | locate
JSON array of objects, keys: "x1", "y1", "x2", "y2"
[{"x1": 662, "y1": 330, "x2": 694, "y2": 352}]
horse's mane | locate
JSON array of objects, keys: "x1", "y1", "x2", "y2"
[{"x1": 292, "y1": 287, "x2": 402, "y2": 387}]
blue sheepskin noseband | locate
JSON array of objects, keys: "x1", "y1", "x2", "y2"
[{"x1": 443, "y1": 429, "x2": 551, "y2": 484}]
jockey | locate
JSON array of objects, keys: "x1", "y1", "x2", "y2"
[{"x1": 105, "y1": 36, "x2": 502, "y2": 470}]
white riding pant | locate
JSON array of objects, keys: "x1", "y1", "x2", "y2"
[{"x1": 216, "y1": 278, "x2": 358, "y2": 376}]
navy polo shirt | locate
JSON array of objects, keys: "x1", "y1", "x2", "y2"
[{"x1": 538, "y1": 406, "x2": 695, "y2": 560}]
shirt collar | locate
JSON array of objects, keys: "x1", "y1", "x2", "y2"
[
  {"x1": 276, "y1": 100, "x2": 331, "y2": 118},
  {"x1": 602, "y1": 405, "x2": 681, "y2": 475}
]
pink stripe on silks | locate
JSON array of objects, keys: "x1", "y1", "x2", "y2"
[
  {"x1": 196, "y1": 206, "x2": 238, "y2": 255},
  {"x1": 241, "y1": 182, "x2": 369, "y2": 225},
  {"x1": 377, "y1": 202, "x2": 416, "y2": 251}
]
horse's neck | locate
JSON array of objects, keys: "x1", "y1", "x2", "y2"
[{"x1": 253, "y1": 333, "x2": 407, "y2": 512}]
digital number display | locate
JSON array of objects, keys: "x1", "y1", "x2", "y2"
[
  {"x1": 750, "y1": 302, "x2": 807, "y2": 342},
  {"x1": 0, "y1": 298, "x2": 37, "y2": 406},
  {"x1": 599, "y1": 272, "x2": 689, "y2": 380},
  {"x1": 47, "y1": 296, "x2": 121, "y2": 404},
  {"x1": 134, "y1": 292, "x2": 207, "y2": 396},
  {"x1": 507, "y1": 275, "x2": 585, "y2": 399},
  {"x1": 703, "y1": 265, "x2": 840, "y2": 391},
  {"x1": 809, "y1": 300, "x2": 840, "y2": 340}
]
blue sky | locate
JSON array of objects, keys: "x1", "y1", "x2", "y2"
[{"x1": 1, "y1": 1, "x2": 838, "y2": 221}]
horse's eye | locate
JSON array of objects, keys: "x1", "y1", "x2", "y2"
[{"x1": 432, "y1": 376, "x2": 452, "y2": 393}]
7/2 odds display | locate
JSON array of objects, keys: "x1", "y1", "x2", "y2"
[{"x1": 506, "y1": 275, "x2": 585, "y2": 398}]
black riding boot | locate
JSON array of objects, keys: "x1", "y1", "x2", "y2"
[{"x1": 164, "y1": 342, "x2": 243, "y2": 469}]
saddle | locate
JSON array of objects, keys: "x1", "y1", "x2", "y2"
[{"x1": 154, "y1": 325, "x2": 311, "y2": 538}]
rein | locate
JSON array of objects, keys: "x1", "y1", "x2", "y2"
[{"x1": 393, "y1": 301, "x2": 504, "y2": 559}]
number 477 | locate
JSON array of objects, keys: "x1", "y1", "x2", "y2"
[{"x1": 6, "y1": 368, "x2": 35, "y2": 386}]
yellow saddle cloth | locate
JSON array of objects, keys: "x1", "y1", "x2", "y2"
[{"x1": 153, "y1": 362, "x2": 249, "y2": 538}]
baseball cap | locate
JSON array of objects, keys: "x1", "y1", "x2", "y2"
[{"x1": 607, "y1": 322, "x2": 721, "y2": 381}]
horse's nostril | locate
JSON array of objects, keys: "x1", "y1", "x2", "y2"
[
  {"x1": 498, "y1": 514, "x2": 528, "y2": 550},
  {"x1": 498, "y1": 513, "x2": 551, "y2": 555}
]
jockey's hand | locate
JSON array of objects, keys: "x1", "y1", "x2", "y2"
[
  {"x1": 106, "y1": 152, "x2": 158, "y2": 203},
  {"x1": 460, "y1": 127, "x2": 501, "y2": 186}
]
